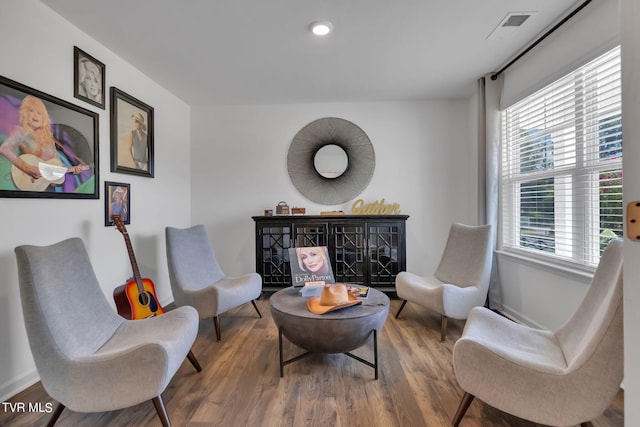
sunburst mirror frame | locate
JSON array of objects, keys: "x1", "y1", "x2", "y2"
[{"x1": 287, "y1": 117, "x2": 375, "y2": 205}]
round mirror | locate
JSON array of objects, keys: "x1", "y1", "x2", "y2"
[
  {"x1": 314, "y1": 144, "x2": 348, "y2": 178},
  {"x1": 288, "y1": 117, "x2": 375, "y2": 205}
]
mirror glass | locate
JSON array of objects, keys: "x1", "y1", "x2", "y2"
[{"x1": 313, "y1": 144, "x2": 348, "y2": 178}]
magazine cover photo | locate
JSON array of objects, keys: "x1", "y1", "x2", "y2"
[{"x1": 289, "y1": 246, "x2": 335, "y2": 287}]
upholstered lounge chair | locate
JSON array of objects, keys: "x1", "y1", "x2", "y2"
[
  {"x1": 165, "y1": 225, "x2": 262, "y2": 341},
  {"x1": 452, "y1": 239, "x2": 623, "y2": 427},
  {"x1": 395, "y1": 223, "x2": 492, "y2": 341},
  {"x1": 15, "y1": 237, "x2": 200, "y2": 427}
]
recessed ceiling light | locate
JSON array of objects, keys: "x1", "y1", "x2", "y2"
[{"x1": 309, "y1": 21, "x2": 333, "y2": 36}]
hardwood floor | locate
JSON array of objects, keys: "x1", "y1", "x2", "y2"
[{"x1": 0, "y1": 296, "x2": 623, "y2": 427}]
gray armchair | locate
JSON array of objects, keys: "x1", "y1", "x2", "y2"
[
  {"x1": 165, "y1": 224, "x2": 262, "y2": 341},
  {"x1": 452, "y1": 239, "x2": 623, "y2": 427},
  {"x1": 395, "y1": 223, "x2": 492, "y2": 341},
  {"x1": 15, "y1": 237, "x2": 200, "y2": 427}
]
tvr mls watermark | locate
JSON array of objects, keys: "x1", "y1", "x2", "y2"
[{"x1": 2, "y1": 401, "x2": 54, "y2": 413}]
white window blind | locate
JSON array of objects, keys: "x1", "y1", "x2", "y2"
[{"x1": 501, "y1": 46, "x2": 622, "y2": 269}]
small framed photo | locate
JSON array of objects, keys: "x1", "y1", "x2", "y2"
[
  {"x1": 105, "y1": 181, "x2": 130, "y2": 226},
  {"x1": 110, "y1": 87, "x2": 154, "y2": 177},
  {"x1": 73, "y1": 47, "x2": 105, "y2": 109}
]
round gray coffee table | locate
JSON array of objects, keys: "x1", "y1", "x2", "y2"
[{"x1": 270, "y1": 286, "x2": 389, "y2": 379}]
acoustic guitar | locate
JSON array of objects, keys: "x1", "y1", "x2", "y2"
[
  {"x1": 112, "y1": 215, "x2": 165, "y2": 319},
  {"x1": 11, "y1": 154, "x2": 92, "y2": 191}
]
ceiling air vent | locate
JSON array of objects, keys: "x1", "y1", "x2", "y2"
[
  {"x1": 502, "y1": 14, "x2": 531, "y2": 27},
  {"x1": 487, "y1": 11, "x2": 537, "y2": 40}
]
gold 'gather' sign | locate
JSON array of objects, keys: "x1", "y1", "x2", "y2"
[{"x1": 351, "y1": 198, "x2": 401, "y2": 215}]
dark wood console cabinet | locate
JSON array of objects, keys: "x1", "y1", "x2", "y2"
[{"x1": 252, "y1": 215, "x2": 408, "y2": 292}]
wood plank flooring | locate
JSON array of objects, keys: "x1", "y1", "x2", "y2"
[{"x1": 0, "y1": 296, "x2": 623, "y2": 427}]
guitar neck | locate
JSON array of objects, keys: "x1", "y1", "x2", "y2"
[{"x1": 122, "y1": 231, "x2": 145, "y2": 293}]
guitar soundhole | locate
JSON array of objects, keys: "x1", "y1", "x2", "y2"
[
  {"x1": 139, "y1": 292, "x2": 158, "y2": 313},
  {"x1": 138, "y1": 292, "x2": 150, "y2": 306},
  {"x1": 138, "y1": 292, "x2": 158, "y2": 313},
  {"x1": 138, "y1": 291, "x2": 159, "y2": 312}
]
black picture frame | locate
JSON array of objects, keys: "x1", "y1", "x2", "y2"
[
  {"x1": 105, "y1": 181, "x2": 130, "y2": 226},
  {"x1": 110, "y1": 87, "x2": 154, "y2": 177},
  {"x1": 73, "y1": 46, "x2": 106, "y2": 109},
  {"x1": 0, "y1": 75, "x2": 99, "y2": 199}
]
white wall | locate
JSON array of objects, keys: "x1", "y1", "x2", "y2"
[
  {"x1": 497, "y1": 254, "x2": 592, "y2": 328},
  {"x1": 190, "y1": 101, "x2": 476, "y2": 279},
  {"x1": 621, "y1": 0, "x2": 640, "y2": 425},
  {"x1": 0, "y1": 0, "x2": 192, "y2": 401}
]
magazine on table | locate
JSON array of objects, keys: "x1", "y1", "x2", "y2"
[
  {"x1": 288, "y1": 246, "x2": 335, "y2": 289},
  {"x1": 299, "y1": 281, "x2": 325, "y2": 297},
  {"x1": 347, "y1": 285, "x2": 370, "y2": 299}
]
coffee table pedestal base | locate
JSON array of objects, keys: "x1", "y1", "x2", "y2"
[{"x1": 278, "y1": 327, "x2": 379, "y2": 379}]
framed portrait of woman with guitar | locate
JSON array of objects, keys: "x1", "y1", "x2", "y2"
[{"x1": 0, "y1": 75, "x2": 99, "y2": 199}]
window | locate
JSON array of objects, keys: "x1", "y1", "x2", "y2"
[{"x1": 501, "y1": 46, "x2": 622, "y2": 269}]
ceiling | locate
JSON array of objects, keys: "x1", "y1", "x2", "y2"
[{"x1": 41, "y1": 0, "x2": 581, "y2": 106}]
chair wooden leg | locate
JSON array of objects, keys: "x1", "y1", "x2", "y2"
[
  {"x1": 187, "y1": 350, "x2": 202, "y2": 372},
  {"x1": 46, "y1": 402, "x2": 65, "y2": 427},
  {"x1": 452, "y1": 392, "x2": 474, "y2": 427},
  {"x1": 213, "y1": 316, "x2": 221, "y2": 341},
  {"x1": 395, "y1": 300, "x2": 408, "y2": 318},
  {"x1": 251, "y1": 299, "x2": 263, "y2": 318},
  {"x1": 152, "y1": 396, "x2": 171, "y2": 427},
  {"x1": 580, "y1": 422, "x2": 594, "y2": 427},
  {"x1": 440, "y1": 315, "x2": 448, "y2": 342}
]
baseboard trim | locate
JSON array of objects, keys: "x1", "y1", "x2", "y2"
[{"x1": 0, "y1": 370, "x2": 39, "y2": 403}]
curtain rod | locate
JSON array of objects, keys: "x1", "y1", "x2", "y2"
[{"x1": 490, "y1": 0, "x2": 593, "y2": 81}]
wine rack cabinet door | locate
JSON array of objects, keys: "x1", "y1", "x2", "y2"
[
  {"x1": 257, "y1": 223, "x2": 292, "y2": 289},
  {"x1": 367, "y1": 222, "x2": 405, "y2": 287},
  {"x1": 331, "y1": 223, "x2": 366, "y2": 284}
]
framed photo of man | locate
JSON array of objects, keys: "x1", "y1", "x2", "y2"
[
  {"x1": 105, "y1": 181, "x2": 130, "y2": 226},
  {"x1": 110, "y1": 87, "x2": 154, "y2": 177},
  {"x1": 73, "y1": 46, "x2": 105, "y2": 109}
]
